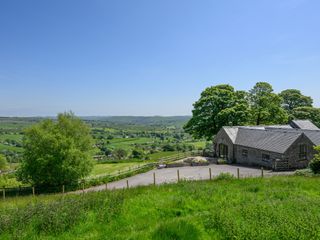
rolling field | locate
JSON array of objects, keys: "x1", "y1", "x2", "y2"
[
  {"x1": 0, "y1": 176, "x2": 320, "y2": 239},
  {"x1": 0, "y1": 144, "x2": 23, "y2": 152},
  {"x1": 0, "y1": 117, "x2": 207, "y2": 189},
  {"x1": 90, "y1": 162, "x2": 143, "y2": 177},
  {"x1": 107, "y1": 137, "x2": 154, "y2": 151}
]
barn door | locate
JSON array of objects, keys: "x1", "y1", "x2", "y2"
[{"x1": 219, "y1": 144, "x2": 228, "y2": 159}]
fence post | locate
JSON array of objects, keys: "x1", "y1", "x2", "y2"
[
  {"x1": 62, "y1": 185, "x2": 65, "y2": 194},
  {"x1": 237, "y1": 168, "x2": 240, "y2": 179},
  {"x1": 2, "y1": 188, "x2": 5, "y2": 200},
  {"x1": 82, "y1": 182, "x2": 85, "y2": 194},
  {"x1": 126, "y1": 180, "x2": 129, "y2": 189},
  {"x1": 105, "y1": 183, "x2": 108, "y2": 190},
  {"x1": 209, "y1": 168, "x2": 212, "y2": 180},
  {"x1": 261, "y1": 167, "x2": 264, "y2": 178},
  {"x1": 32, "y1": 186, "x2": 35, "y2": 196},
  {"x1": 177, "y1": 170, "x2": 180, "y2": 182},
  {"x1": 153, "y1": 172, "x2": 156, "y2": 185}
]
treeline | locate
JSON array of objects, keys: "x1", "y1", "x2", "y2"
[
  {"x1": 184, "y1": 82, "x2": 319, "y2": 140},
  {"x1": 85, "y1": 116, "x2": 190, "y2": 130}
]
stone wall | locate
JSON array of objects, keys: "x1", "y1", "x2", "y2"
[
  {"x1": 213, "y1": 129, "x2": 234, "y2": 163},
  {"x1": 283, "y1": 134, "x2": 315, "y2": 169},
  {"x1": 234, "y1": 145, "x2": 283, "y2": 169}
]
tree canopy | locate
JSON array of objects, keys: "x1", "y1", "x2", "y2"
[
  {"x1": 185, "y1": 82, "x2": 319, "y2": 140},
  {"x1": 17, "y1": 112, "x2": 95, "y2": 186},
  {"x1": 279, "y1": 89, "x2": 313, "y2": 113},
  {"x1": 249, "y1": 82, "x2": 288, "y2": 125},
  {"x1": 184, "y1": 84, "x2": 250, "y2": 140},
  {"x1": 292, "y1": 107, "x2": 320, "y2": 127}
]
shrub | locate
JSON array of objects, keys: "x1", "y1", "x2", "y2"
[
  {"x1": 295, "y1": 168, "x2": 314, "y2": 177},
  {"x1": 0, "y1": 154, "x2": 8, "y2": 171},
  {"x1": 217, "y1": 158, "x2": 227, "y2": 165},
  {"x1": 215, "y1": 172, "x2": 234, "y2": 181},
  {"x1": 309, "y1": 159, "x2": 320, "y2": 174},
  {"x1": 309, "y1": 146, "x2": 320, "y2": 174}
]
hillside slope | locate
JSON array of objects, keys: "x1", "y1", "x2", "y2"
[{"x1": 1, "y1": 176, "x2": 320, "y2": 239}]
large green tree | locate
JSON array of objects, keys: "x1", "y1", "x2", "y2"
[
  {"x1": 17, "y1": 112, "x2": 95, "y2": 186},
  {"x1": 249, "y1": 82, "x2": 288, "y2": 125},
  {"x1": 279, "y1": 89, "x2": 313, "y2": 113},
  {"x1": 184, "y1": 84, "x2": 250, "y2": 140},
  {"x1": 292, "y1": 107, "x2": 320, "y2": 127}
]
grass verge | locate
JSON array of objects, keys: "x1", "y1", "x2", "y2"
[{"x1": 1, "y1": 176, "x2": 320, "y2": 239}]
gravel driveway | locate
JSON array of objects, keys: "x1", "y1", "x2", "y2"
[{"x1": 82, "y1": 164, "x2": 294, "y2": 193}]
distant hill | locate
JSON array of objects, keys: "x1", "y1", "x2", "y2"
[
  {"x1": 0, "y1": 116, "x2": 192, "y2": 130},
  {"x1": 81, "y1": 116, "x2": 191, "y2": 128}
]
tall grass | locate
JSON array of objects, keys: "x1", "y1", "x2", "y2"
[{"x1": 1, "y1": 176, "x2": 320, "y2": 239}]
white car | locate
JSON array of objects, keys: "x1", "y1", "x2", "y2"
[{"x1": 157, "y1": 164, "x2": 166, "y2": 169}]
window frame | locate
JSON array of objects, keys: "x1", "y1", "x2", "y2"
[
  {"x1": 299, "y1": 144, "x2": 307, "y2": 161},
  {"x1": 262, "y1": 153, "x2": 270, "y2": 162},
  {"x1": 242, "y1": 149, "x2": 248, "y2": 158}
]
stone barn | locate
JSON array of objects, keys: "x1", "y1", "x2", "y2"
[{"x1": 213, "y1": 120, "x2": 320, "y2": 170}]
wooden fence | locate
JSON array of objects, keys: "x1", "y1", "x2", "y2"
[
  {"x1": 0, "y1": 150, "x2": 204, "y2": 200},
  {"x1": 0, "y1": 163, "x2": 155, "y2": 200}
]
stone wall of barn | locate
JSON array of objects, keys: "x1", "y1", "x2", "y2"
[
  {"x1": 213, "y1": 129, "x2": 234, "y2": 163},
  {"x1": 283, "y1": 134, "x2": 315, "y2": 169},
  {"x1": 234, "y1": 145, "x2": 283, "y2": 169}
]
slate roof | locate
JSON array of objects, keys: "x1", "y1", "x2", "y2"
[
  {"x1": 269, "y1": 128, "x2": 320, "y2": 146},
  {"x1": 222, "y1": 127, "x2": 238, "y2": 143},
  {"x1": 234, "y1": 128, "x2": 303, "y2": 154},
  {"x1": 219, "y1": 120, "x2": 320, "y2": 154},
  {"x1": 290, "y1": 120, "x2": 319, "y2": 130},
  {"x1": 302, "y1": 130, "x2": 320, "y2": 145}
]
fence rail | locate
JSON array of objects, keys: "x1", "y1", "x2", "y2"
[
  {"x1": 1, "y1": 163, "x2": 155, "y2": 199},
  {"x1": 1, "y1": 151, "x2": 204, "y2": 200}
]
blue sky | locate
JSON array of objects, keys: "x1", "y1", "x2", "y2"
[{"x1": 0, "y1": 0, "x2": 320, "y2": 116}]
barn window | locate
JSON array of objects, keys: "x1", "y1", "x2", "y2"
[
  {"x1": 262, "y1": 154, "x2": 270, "y2": 162},
  {"x1": 242, "y1": 149, "x2": 248, "y2": 158},
  {"x1": 299, "y1": 144, "x2": 307, "y2": 160}
]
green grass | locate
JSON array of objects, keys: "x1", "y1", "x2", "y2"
[
  {"x1": 148, "y1": 151, "x2": 180, "y2": 161},
  {"x1": 189, "y1": 140, "x2": 206, "y2": 149},
  {"x1": 90, "y1": 162, "x2": 143, "y2": 177},
  {"x1": 0, "y1": 143, "x2": 23, "y2": 152},
  {"x1": 1, "y1": 176, "x2": 320, "y2": 239},
  {"x1": 107, "y1": 137, "x2": 153, "y2": 151},
  {"x1": 0, "y1": 134, "x2": 23, "y2": 141}
]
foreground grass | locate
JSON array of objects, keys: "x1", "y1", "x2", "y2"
[{"x1": 1, "y1": 176, "x2": 320, "y2": 239}]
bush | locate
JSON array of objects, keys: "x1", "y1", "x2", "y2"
[
  {"x1": 295, "y1": 168, "x2": 314, "y2": 177},
  {"x1": 215, "y1": 172, "x2": 234, "y2": 181},
  {"x1": 162, "y1": 144, "x2": 176, "y2": 152},
  {"x1": 309, "y1": 159, "x2": 320, "y2": 174},
  {"x1": 217, "y1": 158, "x2": 227, "y2": 165},
  {"x1": 0, "y1": 154, "x2": 8, "y2": 171},
  {"x1": 309, "y1": 146, "x2": 320, "y2": 174}
]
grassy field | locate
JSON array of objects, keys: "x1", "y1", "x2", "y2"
[
  {"x1": 1, "y1": 176, "x2": 320, "y2": 239},
  {"x1": 0, "y1": 143, "x2": 23, "y2": 152},
  {"x1": 90, "y1": 162, "x2": 143, "y2": 177},
  {"x1": 148, "y1": 151, "x2": 180, "y2": 161},
  {"x1": 107, "y1": 137, "x2": 154, "y2": 151}
]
